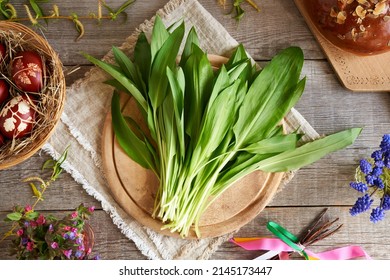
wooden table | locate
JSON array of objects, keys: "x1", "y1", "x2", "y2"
[{"x1": 1, "y1": 0, "x2": 389, "y2": 260}]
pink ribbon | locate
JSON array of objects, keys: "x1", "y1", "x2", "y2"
[{"x1": 230, "y1": 237, "x2": 371, "y2": 260}]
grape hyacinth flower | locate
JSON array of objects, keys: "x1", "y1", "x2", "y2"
[
  {"x1": 349, "y1": 194, "x2": 373, "y2": 216},
  {"x1": 349, "y1": 134, "x2": 390, "y2": 223}
]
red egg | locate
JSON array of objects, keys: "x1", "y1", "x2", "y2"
[
  {"x1": 0, "y1": 94, "x2": 36, "y2": 139},
  {"x1": 0, "y1": 79, "x2": 9, "y2": 105},
  {"x1": 0, "y1": 133, "x2": 4, "y2": 146},
  {"x1": 11, "y1": 51, "x2": 43, "y2": 92},
  {"x1": 0, "y1": 44, "x2": 6, "y2": 60}
]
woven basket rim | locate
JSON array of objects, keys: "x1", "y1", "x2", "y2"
[{"x1": 0, "y1": 22, "x2": 66, "y2": 169}]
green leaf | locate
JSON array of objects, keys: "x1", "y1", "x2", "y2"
[
  {"x1": 194, "y1": 80, "x2": 239, "y2": 161},
  {"x1": 0, "y1": 2, "x2": 16, "y2": 19},
  {"x1": 150, "y1": 15, "x2": 170, "y2": 62},
  {"x1": 256, "y1": 77, "x2": 306, "y2": 141},
  {"x1": 227, "y1": 59, "x2": 251, "y2": 82},
  {"x1": 104, "y1": 79, "x2": 130, "y2": 94},
  {"x1": 112, "y1": 46, "x2": 146, "y2": 96},
  {"x1": 7, "y1": 212, "x2": 22, "y2": 221},
  {"x1": 123, "y1": 115, "x2": 158, "y2": 166},
  {"x1": 29, "y1": 0, "x2": 44, "y2": 17},
  {"x1": 179, "y1": 26, "x2": 200, "y2": 68},
  {"x1": 214, "y1": 152, "x2": 270, "y2": 196},
  {"x1": 257, "y1": 128, "x2": 363, "y2": 172},
  {"x1": 225, "y1": 44, "x2": 248, "y2": 70},
  {"x1": 233, "y1": 47, "x2": 304, "y2": 147},
  {"x1": 111, "y1": 91, "x2": 157, "y2": 174},
  {"x1": 29, "y1": 183, "x2": 42, "y2": 199},
  {"x1": 242, "y1": 134, "x2": 300, "y2": 154},
  {"x1": 148, "y1": 21, "x2": 185, "y2": 110},
  {"x1": 183, "y1": 44, "x2": 214, "y2": 141},
  {"x1": 115, "y1": 0, "x2": 135, "y2": 16},
  {"x1": 24, "y1": 211, "x2": 40, "y2": 220},
  {"x1": 134, "y1": 32, "x2": 151, "y2": 90},
  {"x1": 166, "y1": 67, "x2": 186, "y2": 159},
  {"x1": 83, "y1": 52, "x2": 148, "y2": 113}
]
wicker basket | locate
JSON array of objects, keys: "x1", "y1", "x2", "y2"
[{"x1": 0, "y1": 22, "x2": 66, "y2": 169}]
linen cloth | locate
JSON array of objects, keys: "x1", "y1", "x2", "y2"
[{"x1": 42, "y1": 0, "x2": 319, "y2": 259}]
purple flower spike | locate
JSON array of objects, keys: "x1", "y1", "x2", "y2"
[
  {"x1": 365, "y1": 174, "x2": 376, "y2": 185},
  {"x1": 359, "y1": 159, "x2": 372, "y2": 175},
  {"x1": 380, "y1": 134, "x2": 390, "y2": 153},
  {"x1": 372, "y1": 166, "x2": 383, "y2": 177},
  {"x1": 350, "y1": 194, "x2": 373, "y2": 216},
  {"x1": 374, "y1": 178, "x2": 385, "y2": 189},
  {"x1": 370, "y1": 207, "x2": 385, "y2": 223},
  {"x1": 382, "y1": 195, "x2": 390, "y2": 211},
  {"x1": 371, "y1": 150, "x2": 383, "y2": 161},
  {"x1": 349, "y1": 182, "x2": 368, "y2": 193}
]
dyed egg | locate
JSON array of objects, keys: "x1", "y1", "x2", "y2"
[
  {"x1": 0, "y1": 79, "x2": 9, "y2": 105},
  {"x1": 0, "y1": 95, "x2": 36, "y2": 139},
  {"x1": 11, "y1": 51, "x2": 43, "y2": 92},
  {"x1": 0, "y1": 133, "x2": 4, "y2": 146},
  {"x1": 0, "y1": 44, "x2": 6, "y2": 60}
]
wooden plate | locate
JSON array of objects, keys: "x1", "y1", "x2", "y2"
[
  {"x1": 101, "y1": 55, "x2": 284, "y2": 239},
  {"x1": 294, "y1": 0, "x2": 390, "y2": 92}
]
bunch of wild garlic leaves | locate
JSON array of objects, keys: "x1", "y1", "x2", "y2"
[{"x1": 84, "y1": 16, "x2": 361, "y2": 238}]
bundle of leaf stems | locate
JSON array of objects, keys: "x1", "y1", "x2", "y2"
[
  {"x1": 270, "y1": 208, "x2": 343, "y2": 260},
  {"x1": 85, "y1": 16, "x2": 361, "y2": 238}
]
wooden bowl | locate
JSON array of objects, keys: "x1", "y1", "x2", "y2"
[{"x1": 0, "y1": 22, "x2": 66, "y2": 169}]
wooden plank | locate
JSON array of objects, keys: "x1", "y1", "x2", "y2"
[
  {"x1": 0, "y1": 210, "x2": 147, "y2": 260},
  {"x1": 6, "y1": 0, "x2": 325, "y2": 65},
  {"x1": 0, "y1": 0, "x2": 389, "y2": 261},
  {"x1": 211, "y1": 206, "x2": 383, "y2": 260},
  {"x1": 1, "y1": 207, "x2": 383, "y2": 260}
]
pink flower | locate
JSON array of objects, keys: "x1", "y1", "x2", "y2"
[
  {"x1": 26, "y1": 242, "x2": 34, "y2": 252},
  {"x1": 70, "y1": 212, "x2": 78, "y2": 219},
  {"x1": 63, "y1": 226, "x2": 71, "y2": 231},
  {"x1": 71, "y1": 227, "x2": 78, "y2": 233},
  {"x1": 16, "y1": 229, "x2": 24, "y2": 236},
  {"x1": 24, "y1": 205, "x2": 32, "y2": 212},
  {"x1": 88, "y1": 206, "x2": 95, "y2": 213},
  {"x1": 50, "y1": 242, "x2": 59, "y2": 249},
  {"x1": 36, "y1": 214, "x2": 45, "y2": 225},
  {"x1": 29, "y1": 221, "x2": 37, "y2": 227},
  {"x1": 63, "y1": 249, "x2": 72, "y2": 259}
]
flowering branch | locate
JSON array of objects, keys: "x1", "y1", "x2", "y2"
[
  {"x1": 1, "y1": 146, "x2": 100, "y2": 259},
  {"x1": 218, "y1": 0, "x2": 261, "y2": 21},
  {"x1": 1, "y1": 146, "x2": 69, "y2": 243},
  {"x1": 0, "y1": 0, "x2": 136, "y2": 41}
]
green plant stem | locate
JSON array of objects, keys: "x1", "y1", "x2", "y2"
[{"x1": 4, "y1": 15, "x2": 113, "y2": 22}]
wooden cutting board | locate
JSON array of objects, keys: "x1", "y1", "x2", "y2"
[
  {"x1": 101, "y1": 91, "x2": 284, "y2": 239},
  {"x1": 294, "y1": 0, "x2": 390, "y2": 92}
]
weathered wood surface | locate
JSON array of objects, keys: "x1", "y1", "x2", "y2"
[{"x1": 0, "y1": 0, "x2": 389, "y2": 260}]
